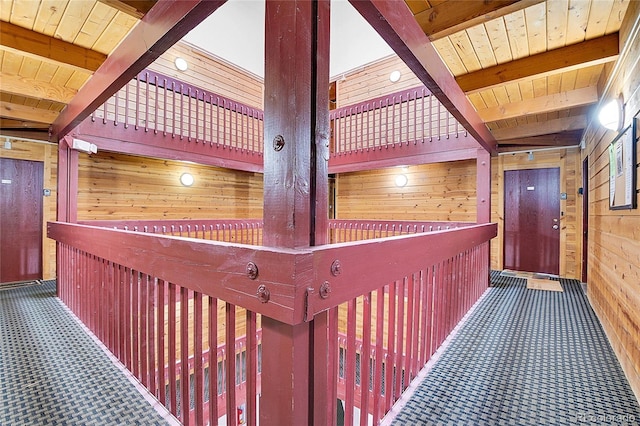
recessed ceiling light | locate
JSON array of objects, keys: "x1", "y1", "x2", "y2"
[{"x1": 180, "y1": 173, "x2": 194, "y2": 186}]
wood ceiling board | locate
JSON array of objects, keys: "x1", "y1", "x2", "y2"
[
  {"x1": 491, "y1": 114, "x2": 587, "y2": 140},
  {"x1": 0, "y1": 22, "x2": 107, "y2": 72},
  {"x1": 54, "y1": 1, "x2": 95, "y2": 43},
  {"x1": 92, "y1": 12, "x2": 139, "y2": 54},
  {"x1": 477, "y1": 85, "x2": 598, "y2": 121},
  {"x1": 431, "y1": 38, "x2": 467, "y2": 76},
  {"x1": 0, "y1": 48, "x2": 23, "y2": 75},
  {"x1": 405, "y1": 0, "x2": 430, "y2": 15},
  {"x1": 546, "y1": 0, "x2": 569, "y2": 50},
  {"x1": 498, "y1": 130, "x2": 582, "y2": 147},
  {"x1": 606, "y1": 0, "x2": 630, "y2": 34},
  {"x1": 559, "y1": 69, "x2": 578, "y2": 92},
  {"x1": 524, "y1": 2, "x2": 547, "y2": 55},
  {"x1": 0, "y1": 100, "x2": 59, "y2": 123},
  {"x1": 449, "y1": 31, "x2": 482, "y2": 73},
  {"x1": 484, "y1": 18, "x2": 512, "y2": 64},
  {"x1": 33, "y1": 0, "x2": 69, "y2": 35},
  {"x1": 52, "y1": 0, "x2": 228, "y2": 139},
  {"x1": 414, "y1": 0, "x2": 545, "y2": 41},
  {"x1": 0, "y1": 118, "x2": 50, "y2": 129},
  {"x1": 585, "y1": 0, "x2": 614, "y2": 39},
  {"x1": 17, "y1": 55, "x2": 41, "y2": 79},
  {"x1": 455, "y1": 32, "x2": 619, "y2": 93},
  {"x1": 503, "y1": 9, "x2": 530, "y2": 60},
  {"x1": 8, "y1": 0, "x2": 39, "y2": 29},
  {"x1": 466, "y1": 24, "x2": 497, "y2": 69},
  {"x1": 565, "y1": 0, "x2": 590, "y2": 44},
  {"x1": 0, "y1": 72, "x2": 77, "y2": 103},
  {"x1": 73, "y1": 3, "x2": 119, "y2": 52}
]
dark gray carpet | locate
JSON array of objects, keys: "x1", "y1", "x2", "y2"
[
  {"x1": 391, "y1": 272, "x2": 640, "y2": 425},
  {"x1": 0, "y1": 280, "x2": 171, "y2": 425}
]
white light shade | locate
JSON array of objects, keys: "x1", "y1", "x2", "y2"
[
  {"x1": 598, "y1": 98, "x2": 623, "y2": 131},
  {"x1": 174, "y1": 57, "x2": 188, "y2": 72},
  {"x1": 180, "y1": 173, "x2": 194, "y2": 186},
  {"x1": 389, "y1": 70, "x2": 401, "y2": 83},
  {"x1": 395, "y1": 174, "x2": 408, "y2": 187}
]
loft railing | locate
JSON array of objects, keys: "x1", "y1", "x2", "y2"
[
  {"x1": 50, "y1": 220, "x2": 496, "y2": 425},
  {"x1": 81, "y1": 71, "x2": 473, "y2": 170},
  {"x1": 329, "y1": 87, "x2": 465, "y2": 155}
]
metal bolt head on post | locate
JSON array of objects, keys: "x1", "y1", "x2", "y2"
[
  {"x1": 273, "y1": 135, "x2": 285, "y2": 151},
  {"x1": 256, "y1": 284, "x2": 270, "y2": 303},
  {"x1": 246, "y1": 262, "x2": 259, "y2": 280}
]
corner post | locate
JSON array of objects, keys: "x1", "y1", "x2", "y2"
[{"x1": 261, "y1": 1, "x2": 331, "y2": 425}]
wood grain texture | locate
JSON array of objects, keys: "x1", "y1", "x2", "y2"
[
  {"x1": 76, "y1": 151, "x2": 263, "y2": 220},
  {"x1": 0, "y1": 139, "x2": 57, "y2": 280},
  {"x1": 582, "y1": 0, "x2": 640, "y2": 400}
]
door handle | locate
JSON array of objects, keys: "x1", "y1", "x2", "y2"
[{"x1": 553, "y1": 224, "x2": 559, "y2": 230}]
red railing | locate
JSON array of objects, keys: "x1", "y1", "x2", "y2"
[
  {"x1": 328, "y1": 219, "x2": 474, "y2": 243},
  {"x1": 50, "y1": 220, "x2": 496, "y2": 425},
  {"x1": 90, "y1": 70, "x2": 264, "y2": 155},
  {"x1": 330, "y1": 87, "x2": 466, "y2": 155}
]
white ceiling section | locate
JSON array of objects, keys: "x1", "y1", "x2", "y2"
[{"x1": 182, "y1": 0, "x2": 394, "y2": 79}]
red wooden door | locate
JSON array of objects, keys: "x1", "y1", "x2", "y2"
[
  {"x1": 0, "y1": 158, "x2": 44, "y2": 283},
  {"x1": 504, "y1": 168, "x2": 560, "y2": 275}
]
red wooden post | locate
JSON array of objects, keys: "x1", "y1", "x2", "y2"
[
  {"x1": 261, "y1": 0, "x2": 330, "y2": 425},
  {"x1": 476, "y1": 148, "x2": 491, "y2": 224}
]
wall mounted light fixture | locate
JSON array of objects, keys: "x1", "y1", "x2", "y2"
[
  {"x1": 395, "y1": 174, "x2": 408, "y2": 187},
  {"x1": 174, "y1": 57, "x2": 188, "y2": 72},
  {"x1": 180, "y1": 173, "x2": 194, "y2": 186},
  {"x1": 389, "y1": 70, "x2": 401, "y2": 83},
  {"x1": 598, "y1": 96, "x2": 623, "y2": 131}
]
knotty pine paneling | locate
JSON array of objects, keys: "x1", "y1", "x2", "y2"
[
  {"x1": 0, "y1": 138, "x2": 57, "y2": 280},
  {"x1": 490, "y1": 148, "x2": 581, "y2": 279},
  {"x1": 77, "y1": 151, "x2": 263, "y2": 221},
  {"x1": 335, "y1": 161, "x2": 477, "y2": 222},
  {"x1": 336, "y1": 55, "x2": 423, "y2": 107},
  {"x1": 582, "y1": 0, "x2": 640, "y2": 400},
  {"x1": 149, "y1": 41, "x2": 264, "y2": 110}
]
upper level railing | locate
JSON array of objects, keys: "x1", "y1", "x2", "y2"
[
  {"x1": 90, "y1": 70, "x2": 264, "y2": 155},
  {"x1": 51, "y1": 218, "x2": 496, "y2": 425},
  {"x1": 329, "y1": 87, "x2": 466, "y2": 156},
  {"x1": 80, "y1": 70, "x2": 475, "y2": 172}
]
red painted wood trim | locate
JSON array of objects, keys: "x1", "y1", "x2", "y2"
[
  {"x1": 52, "y1": 0, "x2": 227, "y2": 139},
  {"x1": 193, "y1": 292, "x2": 204, "y2": 426},
  {"x1": 168, "y1": 282, "x2": 178, "y2": 417},
  {"x1": 329, "y1": 145, "x2": 480, "y2": 174},
  {"x1": 157, "y1": 280, "x2": 166, "y2": 404},
  {"x1": 208, "y1": 295, "x2": 219, "y2": 425},
  {"x1": 330, "y1": 86, "x2": 432, "y2": 119},
  {"x1": 180, "y1": 286, "x2": 190, "y2": 425},
  {"x1": 246, "y1": 310, "x2": 257, "y2": 426},
  {"x1": 348, "y1": 0, "x2": 496, "y2": 154}
]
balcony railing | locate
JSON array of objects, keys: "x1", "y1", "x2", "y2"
[
  {"x1": 50, "y1": 219, "x2": 495, "y2": 425},
  {"x1": 78, "y1": 71, "x2": 475, "y2": 173}
]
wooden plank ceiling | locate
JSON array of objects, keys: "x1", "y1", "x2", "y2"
[{"x1": 0, "y1": 0, "x2": 631, "y2": 152}]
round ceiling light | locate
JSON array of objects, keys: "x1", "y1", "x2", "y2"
[
  {"x1": 389, "y1": 70, "x2": 401, "y2": 83},
  {"x1": 395, "y1": 174, "x2": 408, "y2": 187},
  {"x1": 174, "y1": 57, "x2": 188, "y2": 72}
]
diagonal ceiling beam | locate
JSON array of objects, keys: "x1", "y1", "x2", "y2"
[
  {"x1": 0, "y1": 22, "x2": 106, "y2": 72},
  {"x1": 414, "y1": 0, "x2": 545, "y2": 41},
  {"x1": 458, "y1": 33, "x2": 620, "y2": 93},
  {"x1": 478, "y1": 86, "x2": 598, "y2": 122},
  {"x1": 0, "y1": 72, "x2": 77, "y2": 104},
  {"x1": 491, "y1": 115, "x2": 588, "y2": 140},
  {"x1": 51, "y1": 0, "x2": 227, "y2": 140},
  {"x1": 349, "y1": 0, "x2": 497, "y2": 154}
]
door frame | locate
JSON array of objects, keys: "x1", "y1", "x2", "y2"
[{"x1": 497, "y1": 151, "x2": 571, "y2": 276}]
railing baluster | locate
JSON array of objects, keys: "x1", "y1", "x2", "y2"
[
  {"x1": 225, "y1": 302, "x2": 236, "y2": 426},
  {"x1": 168, "y1": 282, "x2": 178, "y2": 417},
  {"x1": 180, "y1": 286, "x2": 190, "y2": 425},
  {"x1": 208, "y1": 296, "x2": 219, "y2": 425}
]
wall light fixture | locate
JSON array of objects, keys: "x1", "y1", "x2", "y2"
[
  {"x1": 395, "y1": 174, "x2": 408, "y2": 187},
  {"x1": 598, "y1": 96, "x2": 623, "y2": 131},
  {"x1": 180, "y1": 173, "x2": 194, "y2": 187}
]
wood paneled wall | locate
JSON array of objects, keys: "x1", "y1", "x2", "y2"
[
  {"x1": 148, "y1": 41, "x2": 264, "y2": 109},
  {"x1": 336, "y1": 55, "x2": 422, "y2": 107},
  {"x1": 336, "y1": 161, "x2": 477, "y2": 222},
  {"x1": 77, "y1": 151, "x2": 263, "y2": 221},
  {"x1": 581, "y1": 1, "x2": 640, "y2": 399},
  {"x1": 490, "y1": 148, "x2": 582, "y2": 279},
  {"x1": 0, "y1": 138, "x2": 57, "y2": 280}
]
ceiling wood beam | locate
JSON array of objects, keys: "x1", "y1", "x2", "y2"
[
  {"x1": 349, "y1": 0, "x2": 497, "y2": 154},
  {"x1": 0, "y1": 101, "x2": 59, "y2": 124},
  {"x1": 478, "y1": 86, "x2": 598, "y2": 122},
  {"x1": 414, "y1": 0, "x2": 545, "y2": 41},
  {"x1": 491, "y1": 115, "x2": 588, "y2": 140},
  {"x1": 0, "y1": 118, "x2": 50, "y2": 130},
  {"x1": 97, "y1": 0, "x2": 157, "y2": 19},
  {"x1": 0, "y1": 73, "x2": 77, "y2": 104},
  {"x1": 458, "y1": 33, "x2": 620, "y2": 93},
  {"x1": 51, "y1": 0, "x2": 227, "y2": 140},
  {"x1": 498, "y1": 130, "x2": 583, "y2": 147},
  {"x1": 0, "y1": 22, "x2": 106, "y2": 72},
  {"x1": 0, "y1": 129, "x2": 50, "y2": 141}
]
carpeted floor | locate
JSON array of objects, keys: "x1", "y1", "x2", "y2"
[
  {"x1": 0, "y1": 280, "x2": 174, "y2": 425},
  {"x1": 391, "y1": 272, "x2": 640, "y2": 425}
]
